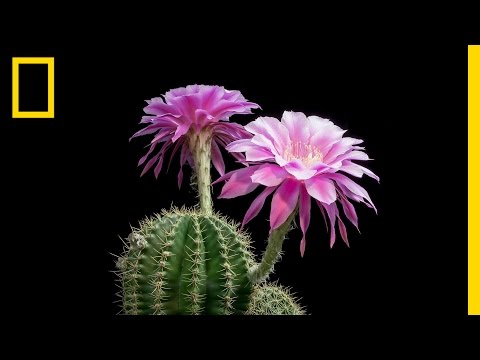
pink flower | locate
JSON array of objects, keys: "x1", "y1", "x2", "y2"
[
  {"x1": 216, "y1": 111, "x2": 379, "y2": 256},
  {"x1": 130, "y1": 85, "x2": 259, "y2": 186}
]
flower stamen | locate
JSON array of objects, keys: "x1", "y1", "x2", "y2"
[{"x1": 283, "y1": 141, "x2": 324, "y2": 167}]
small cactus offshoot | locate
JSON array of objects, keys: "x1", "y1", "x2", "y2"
[{"x1": 247, "y1": 283, "x2": 306, "y2": 315}]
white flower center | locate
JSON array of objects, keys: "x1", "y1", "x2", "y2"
[{"x1": 283, "y1": 141, "x2": 324, "y2": 167}]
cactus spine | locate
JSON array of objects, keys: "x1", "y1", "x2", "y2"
[
  {"x1": 247, "y1": 284, "x2": 306, "y2": 315},
  {"x1": 116, "y1": 208, "x2": 255, "y2": 315}
]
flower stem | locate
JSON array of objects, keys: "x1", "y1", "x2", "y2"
[
  {"x1": 248, "y1": 209, "x2": 297, "y2": 283},
  {"x1": 189, "y1": 130, "x2": 213, "y2": 214}
]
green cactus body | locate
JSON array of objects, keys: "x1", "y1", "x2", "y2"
[
  {"x1": 116, "y1": 208, "x2": 255, "y2": 315},
  {"x1": 247, "y1": 284, "x2": 306, "y2": 315}
]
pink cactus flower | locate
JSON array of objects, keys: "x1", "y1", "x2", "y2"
[
  {"x1": 216, "y1": 111, "x2": 379, "y2": 256},
  {"x1": 130, "y1": 85, "x2": 259, "y2": 186}
]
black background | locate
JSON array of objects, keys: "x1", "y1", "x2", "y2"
[
  {"x1": 0, "y1": 8, "x2": 478, "y2": 334},
  {"x1": 19, "y1": 64, "x2": 48, "y2": 112}
]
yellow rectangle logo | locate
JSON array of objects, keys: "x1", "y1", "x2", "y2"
[
  {"x1": 12, "y1": 57, "x2": 54, "y2": 118},
  {"x1": 469, "y1": 45, "x2": 480, "y2": 315}
]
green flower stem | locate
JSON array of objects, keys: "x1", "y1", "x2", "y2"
[
  {"x1": 248, "y1": 209, "x2": 297, "y2": 283},
  {"x1": 189, "y1": 130, "x2": 213, "y2": 214}
]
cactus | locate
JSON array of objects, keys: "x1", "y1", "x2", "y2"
[
  {"x1": 247, "y1": 283, "x2": 306, "y2": 315},
  {"x1": 116, "y1": 208, "x2": 255, "y2": 315}
]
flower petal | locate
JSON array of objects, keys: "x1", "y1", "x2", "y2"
[
  {"x1": 177, "y1": 143, "x2": 190, "y2": 188},
  {"x1": 211, "y1": 139, "x2": 225, "y2": 176},
  {"x1": 226, "y1": 139, "x2": 255, "y2": 152},
  {"x1": 209, "y1": 100, "x2": 251, "y2": 119},
  {"x1": 140, "y1": 152, "x2": 161, "y2": 177},
  {"x1": 281, "y1": 111, "x2": 309, "y2": 144},
  {"x1": 299, "y1": 185, "x2": 311, "y2": 257},
  {"x1": 166, "y1": 138, "x2": 185, "y2": 172},
  {"x1": 337, "y1": 217, "x2": 350, "y2": 247},
  {"x1": 329, "y1": 173, "x2": 376, "y2": 213},
  {"x1": 154, "y1": 152, "x2": 166, "y2": 179},
  {"x1": 242, "y1": 186, "x2": 276, "y2": 227},
  {"x1": 321, "y1": 202, "x2": 338, "y2": 248},
  {"x1": 138, "y1": 143, "x2": 158, "y2": 166},
  {"x1": 130, "y1": 122, "x2": 165, "y2": 141},
  {"x1": 140, "y1": 142, "x2": 171, "y2": 177},
  {"x1": 308, "y1": 116, "x2": 346, "y2": 154},
  {"x1": 143, "y1": 98, "x2": 177, "y2": 116},
  {"x1": 340, "y1": 161, "x2": 380, "y2": 183},
  {"x1": 251, "y1": 164, "x2": 288, "y2": 186},
  {"x1": 251, "y1": 133, "x2": 282, "y2": 156},
  {"x1": 339, "y1": 195, "x2": 359, "y2": 231},
  {"x1": 356, "y1": 163, "x2": 380, "y2": 182},
  {"x1": 172, "y1": 123, "x2": 191, "y2": 142},
  {"x1": 199, "y1": 85, "x2": 225, "y2": 109},
  {"x1": 323, "y1": 137, "x2": 363, "y2": 163},
  {"x1": 245, "y1": 116, "x2": 290, "y2": 153},
  {"x1": 334, "y1": 150, "x2": 370, "y2": 163},
  {"x1": 218, "y1": 165, "x2": 261, "y2": 199},
  {"x1": 245, "y1": 146, "x2": 275, "y2": 162},
  {"x1": 305, "y1": 177, "x2": 337, "y2": 204},
  {"x1": 284, "y1": 160, "x2": 317, "y2": 180},
  {"x1": 270, "y1": 178, "x2": 301, "y2": 230}
]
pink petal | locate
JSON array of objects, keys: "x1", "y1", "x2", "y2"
[
  {"x1": 356, "y1": 163, "x2": 380, "y2": 182},
  {"x1": 199, "y1": 86, "x2": 224, "y2": 109},
  {"x1": 166, "y1": 138, "x2": 184, "y2": 172},
  {"x1": 339, "y1": 195, "x2": 359, "y2": 231},
  {"x1": 334, "y1": 150, "x2": 370, "y2": 163},
  {"x1": 318, "y1": 202, "x2": 329, "y2": 230},
  {"x1": 251, "y1": 164, "x2": 288, "y2": 186},
  {"x1": 209, "y1": 100, "x2": 249, "y2": 119},
  {"x1": 140, "y1": 115, "x2": 156, "y2": 124},
  {"x1": 150, "y1": 129, "x2": 174, "y2": 144},
  {"x1": 329, "y1": 173, "x2": 376, "y2": 213},
  {"x1": 308, "y1": 116, "x2": 346, "y2": 154},
  {"x1": 168, "y1": 94, "x2": 200, "y2": 119},
  {"x1": 304, "y1": 176, "x2": 337, "y2": 204},
  {"x1": 172, "y1": 123, "x2": 191, "y2": 142},
  {"x1": 211, "y1": 139, "x2": 225, "y2": 176},
  {"x1": 281, "y1": 111, "x2": 309, "y2": 144},
  {"x1": 245, "y1": 117, "x2": 290, "y2": 153},
  {"x1": 138, "y1": 143, "x2": 157, "y2": 166},
  {"x1": 130, "y1": 122, "x2": 165, "y2": 141},
  {"x1": 143, "y1": 99, "x2": 176, "y2": 116},
  {"x1": 211, "y1": 169, "x2": 236, "y2": 185},
  {"x1": 154, "y1": 151, "x2": 167, "y2": 179},
  {"x1": 195, "y1": 109, "x2": 215, "y2": 126},
  {"x1": 242, "y1": 186, "x2": 276, "y2": 227},
  {"x1": 218, "y1": 166, "x2": 261, "y2": 199},
  {"x1": 339, "y1": 161, "x2": 364, "y2": 178},
  {"x1": 140, "y1": 152, "x2": 161, "y2": 177},
  {"x1": 284, "y1": 160, "x2": 317, "y2": 180},
  {"x1": 322, "y1": 202, "x2": 338, "y2": 248},
  {"x1": 180, "y1": 142, "x2": 189, "y2": 167},
  {"x1": 340, "y1": 161, "x2": 380, "y2": 183},
  {"x1": 177, "y1": 167, "x2": 184, "y2": 188},
  {"x1": 251, "y1": 133, "x2": 282, "y2": 156},
  {"x1": 270, "y1": 178, "x2": 301, "y2": 230},
  {"x1": 337, "y1": 217, "x2": 350, "y2": 247},
  {"x1": 226, "y1": 139, "x2": 255, "y2": 152},
  {"x1": 299, "y1": 186, "x2": 311, "y2": 257},
  {"x1": 323, "y1": 137, "x2": 363, "y2": 163},
  {"x1": 140, "y1": 141, "x2": 170, "y2": 177},
  {"x1": 245, "y1": 146, "x2": 275, "y2": 162},
  {"x1": 176, "y1": 143, "x2": 190, "y2": 188}
]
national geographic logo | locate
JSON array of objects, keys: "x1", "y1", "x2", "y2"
[{"x1": 12, "y1": 57, "x2": 54, "y2": 118}]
